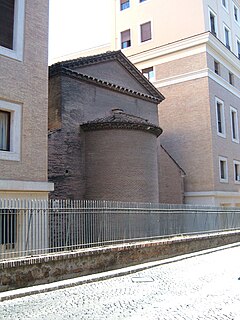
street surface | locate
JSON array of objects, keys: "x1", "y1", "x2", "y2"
[{"x1": 1, "y1": 245, "x2": 240, "y2": 319}]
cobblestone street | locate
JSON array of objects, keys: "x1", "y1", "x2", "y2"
[{"x1": 1, "y1": 245, "x2": 240, "y2": 320}]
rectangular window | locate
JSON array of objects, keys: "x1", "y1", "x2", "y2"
[
  {"x1": 219, "y1": 157, "x2": 228, "y2": 182},
  {"x1": 229, "y1": 72, "x2": 234, "y2": 85},
  {"x1": 214, "y1": 60, "x2": 220, "y2": 75},
  {"x1": 234, "y1": 5, "x2": 239, "y2": 22},
  {"x1": 234, "y1": 161, "x2": 240, "y2": 182},
  {"x1": 0, "y1": 100, "x2": 21, "y2": 161},
  {"x1": 140, "y1": 21, "x2": 152, "y2": 42},
  {"x1": 0, "y1": 0, "x2": 15, "y2": 49},
  {"x1": 0, "y1": 110, "x2": 10, "y2": 151},
  {"x1": 209, "y1": 10, "x2": 217, "y2": 36},
  {"x1": 121, "y1": 29, "x2": 131, "y2": 49},
  {"x1": 237, "y1": 39, "x2": 240, "y2": 58},
  {"x1": 224, "y1": 25, "x2": 231, "y2": 50},
  {"x1": 0, "y1": 209, "x2": 17, "y2": 247},
  {"x1": 142, "y1": 67, "x2": 154, "y2": 81},
  {"x1": 222, "y1": 0, "x2": 228, "y2": 11},
  {"x1": 230, "y1": 107, "x2": 239, "y2": 143},
  {"x1": 120, "y1": 0, "x2": 130, "y2": 10},
  {"x1": 0, "y1": 0, "x2": 25, "y2": 61},
  {"x1": 216, "y1": 98, "x2": 226, "y2": 138}
]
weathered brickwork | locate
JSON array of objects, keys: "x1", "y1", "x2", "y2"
[
  {"x1": 84, "y1": 129, "x2": 159, "y2": 202},
  {"x1": 48, "y1": 54, "x2": 184, "y2": 203}
]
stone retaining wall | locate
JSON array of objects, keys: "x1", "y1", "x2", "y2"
[{"x1": 1, "y1": 230, "x2": 240, "y2": 292}]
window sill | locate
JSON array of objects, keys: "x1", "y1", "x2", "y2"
[{"x1": 0, "y1": 151, "x2": 20, "y2": 162}]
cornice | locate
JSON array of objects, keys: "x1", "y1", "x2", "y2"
[
  {"x1": 50, "y1": 50, "x2": 164, "y2": 101},
  {"x1": 50, "y1": 66, "x2": 163, "y2": 103},
  {"x1": 81, "y1": 110, "x2": 163, "y2": 137}
]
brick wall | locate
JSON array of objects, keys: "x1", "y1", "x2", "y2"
[{"x1": 0, "y1": 0, "x2": 49, "y2": 182}]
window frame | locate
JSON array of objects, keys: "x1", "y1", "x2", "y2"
[
  {"x1": 0, "y1": 110, "x2": 11, "y2": 151},
  {"x1": 142, "y1": 66, "x2": 155, "y2": 81},
  {"x1": 215, "y1": 97, "x2": 226, "y2": 138},
  {"x1": 221, "y1": 0, "x2": 229, "y2": 12},
  {"x1": 140, "y1": 21, "x2": 152, "y2": 43},
  {"x1": 219, "y1": 156, "x2": 228, "y2": 183},
  {"x1": 233, "y1": 160, "x2": 240, "y2": 184},
  {"x1": 214, "y1": 60, "x2": 220, "y2": 75},
  {"x1": 230, "y1": 106, "x2": 239, "y2": 143},
  {"x1": 228, "y1": 71, "x2": 234, "y2": 86},
  {"x1": 236, "y1": 38, "x2": 240, "y2": 59},
  {"x1": 120, "y1": 0, "x2": 130, "y2": 11},
  {"x1": 233, "y1": 4, "x2": 239, "y2": 24},
  {"x1": 0, "y1": 100, "x2": 21, "y2": 161},
  {"x1": 208, "y1": 7, "x2": 218, "y2": 36},
  {"x1": 223, "y1": 24, "x2": 231, "y2": 50},
  {"x1": 120, "y1": 29, "x2": 131, "y2": 49},
  {"x1": 0, "y1": 0, "x2": 25, "y2": 61}
]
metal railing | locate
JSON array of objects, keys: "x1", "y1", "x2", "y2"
[{"x1": 1, "y1": 199, "x2": 240, "y2": 260}]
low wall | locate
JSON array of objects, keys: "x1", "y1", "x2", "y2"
[{"x1": 1, "y1": 230, "x2": 240, "y2": 292}]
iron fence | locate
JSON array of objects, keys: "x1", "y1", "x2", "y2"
[{"x1": 1, "y1": 199, "x2": 240, "y2": 260}]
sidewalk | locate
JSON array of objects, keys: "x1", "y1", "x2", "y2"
[{"x1": 1, "y1": 242, "x2": 240, "y2": 319}]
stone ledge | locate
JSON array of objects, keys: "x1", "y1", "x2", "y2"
[{"x1": 1, "y1": 230, "x2": 240, "y2": 292}]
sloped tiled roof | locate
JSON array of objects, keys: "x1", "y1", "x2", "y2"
[
  {"x1": 81, "y1": 109, "x2": 163, "y2": 137},
  {"x1": 49, "y1": 51, "x2": 165, "y2": 103}
]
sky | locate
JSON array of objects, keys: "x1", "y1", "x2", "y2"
[{"x1": 48, "y1": 0, "x2": 112, "y2": 63}]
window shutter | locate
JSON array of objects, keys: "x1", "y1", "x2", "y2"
[
  {"x1": 121, "y1": 29, "x2": 130, "y2": 42},
  {"x1": 141, "y1": 22, "x2": 151, "y2": 42},
  {"x1": 0, "y1": 0, "x2": 15, "y2": 49}
]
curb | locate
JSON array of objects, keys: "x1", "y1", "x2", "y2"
[{"x1": 1, "y1": 241, "x2": 240, "y2": 302}]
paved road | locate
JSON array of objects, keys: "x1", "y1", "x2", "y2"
[{"x1": 1, "y1": 245, "x2": 240, "y2": 320}]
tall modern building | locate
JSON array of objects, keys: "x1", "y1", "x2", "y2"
[
  {"x1": 0, "y1": 0, "x2": 53, "y2": 201},
  {"x1": 107, "y1": 0, "x2": 240, "y2": 206}
]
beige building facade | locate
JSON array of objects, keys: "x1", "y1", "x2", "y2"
[
  {"x1": 108, "y1": 0, "x2": 240, "y2": 207},
  {"x1": 0, "y1": 0, "x2": 53, "y2": 200},
  {"x1": 64, "y1": 0, "x2": 240, "y2": 206}
]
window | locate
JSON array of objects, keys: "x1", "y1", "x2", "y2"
[
  {"x1": 230, "y1": 107, "x2": 239, "y2": 143},
  {"x1": 142, "y1": 67, "x2": 154, "y2": 81},
  {"x1": 224, "y1": 25, "x2": 231, "y2": 50},
  {"x1": 140, "y1": 21, "x2": 152, "y2": 42},
  {"x1": 0, "y1": 100, "x2": 21, "y2": 161},
  {"x1": 214, "y1": 60, "x2": 220, "y2": 75},
  {"x1": 229, "y1": 72, "x2": 234, "y2": 85},
  {"x1": 221, "y1": 0, "x2": 228, "y2": 11},
  {"x1": 0, "y1": 0, "x2": 25, "y2": 61},
  {"x1": 215, "y1": 98, "x2": 226, "y2": 137},
  {"x1": 234, "y1": 5, "x2": 239, "y2": 23},
  {"x1": 0, "y1": 110, "x2": 10, "y2": 151},
  {"x1": 209, "y1": 10, "x2": 217, "y2": 36},
  {"x1": 237, "y1": 39, "x2": 240, "y2": 58},
  {"x1": 219, "y1": 156, "x2": 228, "y2": 182},
  {"x1": 0, "y1": 0, "x2": 15, "y2": 49},
  {"x1": 234, "y1": 161, "x2": 240, "y2": 183},
  {"x1": 0, "y1": 209, "x2": 17, "y2": 248},
  {"x1": 120, "y1": 0, "x2": 130, "y2": 10},
  {"x1": 121, "y1": 29, "x2": 131, "y2": 49}
]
